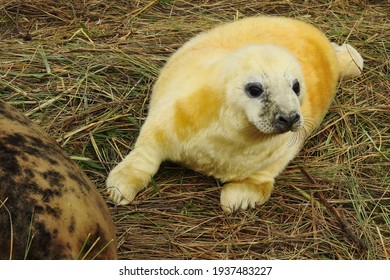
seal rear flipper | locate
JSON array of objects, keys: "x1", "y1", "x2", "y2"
[{"x1": 332, "y1": 43, "x2": 364, "y2": 80}]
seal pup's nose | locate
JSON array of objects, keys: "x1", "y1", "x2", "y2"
[{"x1": 274, "y1": 112, "x2": 301, "y2": 132}]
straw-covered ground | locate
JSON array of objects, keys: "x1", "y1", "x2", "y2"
[{"x1": 0, "y1": 0, "x2": 388, "y2": 260}]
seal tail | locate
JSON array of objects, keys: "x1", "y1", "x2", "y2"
[{"x1": 332, "y1": 43, "x2": 364, "y2": 80}]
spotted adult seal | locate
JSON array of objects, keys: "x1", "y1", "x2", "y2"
[
  {"x1": 0, "y1": 100, "x2": 117, "y2": 259},
  {"x1": 106, "y1": 16, "x2": 363, "y2": 212}
]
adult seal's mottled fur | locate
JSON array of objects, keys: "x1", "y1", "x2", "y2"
[
  {"x1": 0, "y1": 100, "x2": 117, "y2": 259},
  {"x1": 106, "y1": 16, "x2": 363, "y2": 212}
]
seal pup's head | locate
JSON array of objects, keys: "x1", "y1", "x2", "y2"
[{"x1": 224, "y1": 45, "x2": 305, "y2": 135}]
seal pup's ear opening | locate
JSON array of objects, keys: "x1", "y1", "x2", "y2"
[{"x1": 332, "y1": 43, "x2": 364, "y2": 79}]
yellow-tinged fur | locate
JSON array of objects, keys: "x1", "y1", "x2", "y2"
[
  {"x1": 107, "y1": 16, "x2": 363, "y2": 212},
  {"x1": 174, "y1": 86, "x2": 223, "y2": 140}
]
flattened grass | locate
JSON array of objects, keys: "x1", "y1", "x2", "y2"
[{"x1": 1, "y1": 0, "x2": 388, "y2": 259}]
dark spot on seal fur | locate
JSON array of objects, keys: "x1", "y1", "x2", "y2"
[
  {"x1": 24, "y1": 168, "x2": 35, "y2": 178},
  {"x1": 42, "y1": 170, "x2": 65, "y2": 188},
  {"x1": 4, "y1": 133, "x2": 26, "y2": 146},
  {"x1": 68, "y1": 216, "x2": 76, "y2": 234},
  {"x1": 53, "y1": 228, "x2": 59, "y2": 239},
  {"x1": 0, "y1": 140, "x2": 21, "y2": 175},
  {"x1": 43, "y1": 205, "x2": 62, "y2": 219},
  {"x1": 27, "y1": 136, "x2": 61, "y2": 165},
  {"x1": 41, "y1": 188, "x2": 62, "y2": 201},
  {"x1": 0, "y1": 133, "x2": 60, "y2": 167},
  {"x1": 67, "y1": 171, "x2": 92, "y2": 193},
  {"x1": 25, "y1": 221, "x2": 70, "y2": 259},
  {"x1": 33, "y1": 202, "x2": 62, "y2": 219}
]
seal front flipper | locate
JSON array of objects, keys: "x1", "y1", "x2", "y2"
[
  {"x1": 220, "y1": 177, "x2": 274, "y2": 213},
  {"x1": 106, "y1": 125, "x2": 164, "y2": 205},
  {"x1": 106, "y1": 148, "x2": 160, "y2": 205}
]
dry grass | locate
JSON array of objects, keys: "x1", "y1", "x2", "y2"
[{"x1": 0, "y1": 0, "x2": 388, "y2": 260}]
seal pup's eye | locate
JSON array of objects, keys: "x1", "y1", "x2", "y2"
[
  {"x1": 245, "y1": 83, "x2": 264, "y2": 98},
  {"x1": 292, "y1": 79, "x2": 300, "y2": 96}
]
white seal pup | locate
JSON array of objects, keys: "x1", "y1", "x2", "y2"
[{"x1": 106, "y1": 16, "x2": 363, "y2": 212}]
